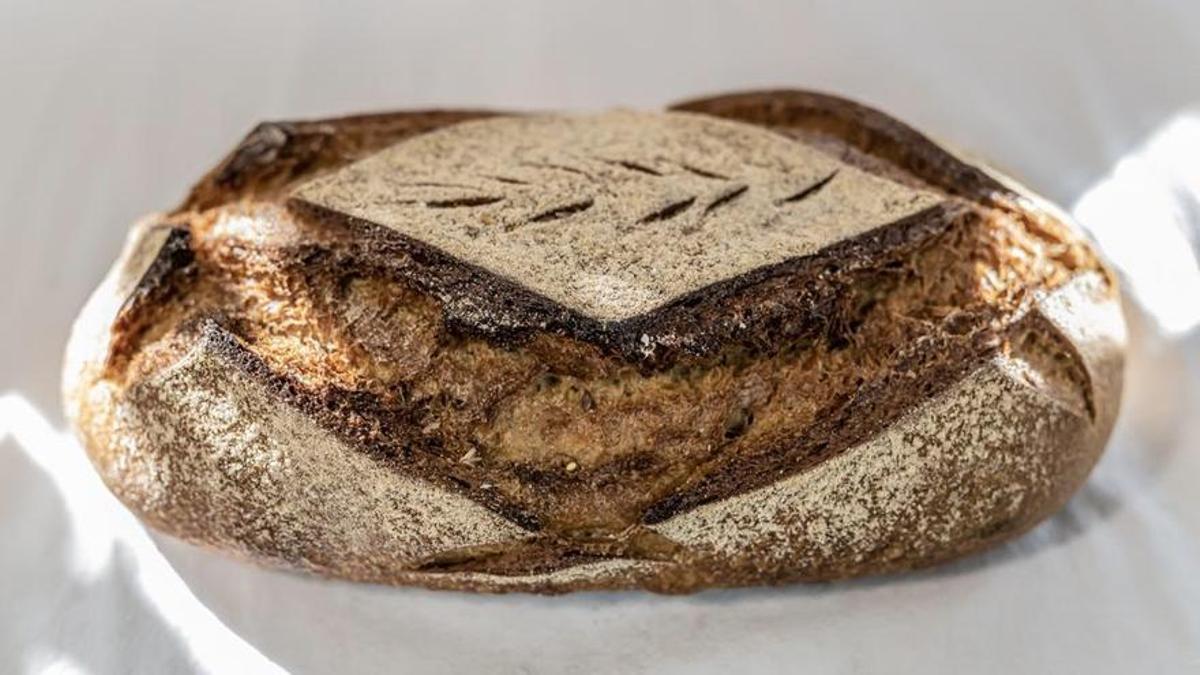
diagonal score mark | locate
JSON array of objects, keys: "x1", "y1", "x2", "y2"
[{"x1": 777, "y1": 170, "x2": 839, "y2": 205}]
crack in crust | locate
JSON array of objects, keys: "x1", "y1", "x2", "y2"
[{"x1": 287, "y1": 198, "x2": 960, "y2": 367}]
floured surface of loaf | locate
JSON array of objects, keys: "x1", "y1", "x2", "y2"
[{"x1": 64, "y1": 90, "x2": 1124, "y2": 592}]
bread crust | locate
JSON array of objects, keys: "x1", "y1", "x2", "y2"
[{"x1": 63, "y1": 91, "x2": 1125, "y2": 593}]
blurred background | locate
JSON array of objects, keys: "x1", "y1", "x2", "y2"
[{"x1": 1, "y1": 1, "x2": 1197, "y2": 673}]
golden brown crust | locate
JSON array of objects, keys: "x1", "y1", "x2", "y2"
[{"x1": 63, "y1": 90, "x2": 1125, "y2": 593}]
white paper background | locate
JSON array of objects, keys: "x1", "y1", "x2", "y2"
[{"x1": 2, "y1": 1, "x2": 1198, "y2": 673}]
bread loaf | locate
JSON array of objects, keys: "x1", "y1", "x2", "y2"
[{"x1": 63, "y1": 90, "x2": 1125, "y2": 593}]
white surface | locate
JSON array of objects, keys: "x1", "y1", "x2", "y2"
[{"x1": 2, "y1": 1, "x2": 1199, "y2": 673}]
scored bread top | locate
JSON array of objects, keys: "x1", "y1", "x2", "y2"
[
  {"x1": 291, "y1": 111, "x2": 942, "y2": 321},
  {"x1": 90, "y1": 91, "x2": 1110, "y2": 548},
  {"x1": 64, "y1": 91, "x2": 1122, "y2": 588}
]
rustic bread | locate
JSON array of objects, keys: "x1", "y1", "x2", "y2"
[{"x1": 63, "y1": 90, "x2": 1125, "y2": 593}]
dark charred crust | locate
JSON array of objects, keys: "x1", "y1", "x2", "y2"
[
  {"x1": 195, "y1": 319, "x2": 543, "y2": 531},
  {"x1": 670, "y1": 89, "x2": 1009, "y2": 204},
  {"x1": 287, "y1": 198, "x2": 587, "y2": 348},
  {"x1": 619, "y1": 203, "x2": 962, "y2": 365},
  {"x1": 289, "y1": 198, "x2": 963, "y2": 370}
]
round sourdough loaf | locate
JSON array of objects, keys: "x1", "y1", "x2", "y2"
[{"x1": 63, "y1": 90, "x2": 1125, "y2": 593}]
